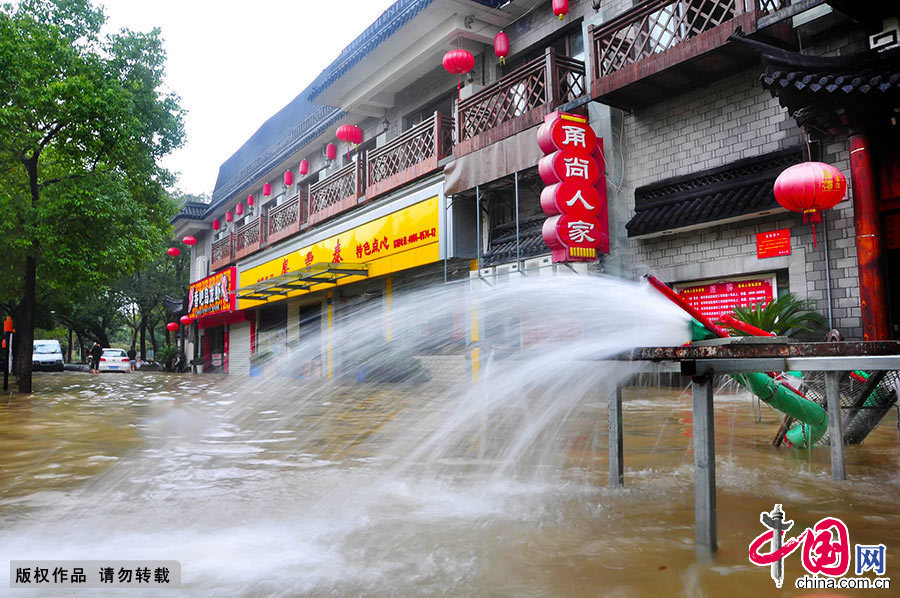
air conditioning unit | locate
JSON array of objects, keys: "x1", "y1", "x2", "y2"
[
  {"x1": 871, "y1": 17, "x2": 900, "y2": 52},
  {"x1": 524, "y1": 256, "x2": 552, "y2": 276}
]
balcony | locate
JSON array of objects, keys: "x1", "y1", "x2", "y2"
[
  {"x1": 456, "y1": 47, "x2": 585, "y2": 157},
  {"x1": 267, "y1": 191, "x2": 306, "y2": 245},
  {"x1": 367, "y1": 112, "x2": 454, "y2": 199},
  {"x1": 211, "y1": 233, "x2": 233, "y2": 272},
  {"x1": 308, "y1": 159, "x2": 365, "y2": 226},
  {"x1": 589, "y1": 0, "x2": 786, "y2": 108},
  {"x1": 234, "y1": 215, "x2": 267, "y2": 261}
]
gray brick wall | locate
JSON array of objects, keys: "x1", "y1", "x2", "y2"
[{"x1": 608, "y1": 63, "x2": 862, "y2": 339}]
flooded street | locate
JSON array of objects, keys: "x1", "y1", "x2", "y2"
[{"x1": 2, "y1": 369, "x2": 898, "y2": 596}]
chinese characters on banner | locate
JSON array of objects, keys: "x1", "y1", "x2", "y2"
[
  {"x1": 187, "y1": 267, "x2": 236, "y2": 319},
  {"x1": 756, "y1": 229, "x2": 791, "y2": 259},
  {"x1": 537, "y1": 111, "x2": 609, "y2": 262},
  {"x1": 678, "y1": 279, "x2": 773, "y2": 321}
]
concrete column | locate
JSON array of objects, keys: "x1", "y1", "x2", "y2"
[
  {"x1": 608, "y1": 384, "x2": 624, "y2": 487},
  {"x1": 825, "y1": 371, "x2": 847, "y2": 480}
]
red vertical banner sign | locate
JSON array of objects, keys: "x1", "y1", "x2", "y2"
[{"x1": 537, "y1": 111, "x2": 609, "y2": 262}]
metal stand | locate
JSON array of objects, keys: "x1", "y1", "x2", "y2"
[
  {"x1": 824, "y1": 371, "x2": 846, "y2": 480},
  {"x1": 692, "y1": 374, "x2": 717, "y2": 558},
  {"x1": 608, "y1": 384, "x2": 624, "y2": 487}
]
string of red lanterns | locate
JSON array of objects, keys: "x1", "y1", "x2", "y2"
[
  {"x1": 182, "y1": 235, "x2": 196, "y2": 246},
  {"x1": 443, "y1": 49, "x2": 474, "y2": 99},
  {"x1": 299, "y1": 159, "x2": 309, "y2": 176},
  {"x1": 336, "y1": 125, "x2": 363, "y2": 161},
  {"x1": 494, "y1": 31, "x2": 509, "y2": 65},
  {"x1": 284, "y1": 170, "x2": 294, "y2": 187},
  {"x1": 165, "y1": 322, "x2": 179, "y2": 332},
  {"x1": 263, "y1": 182, "x2": 272, "y2": 197},
  {"x1": 552, "y1": 0, "x2": 568, "y2": 20},
  {"x1": 212, "y1": 219, "x2": 220, "y2": 231},
  {"x1": 179, "y1": 315, "x2": 192, "y2": 326},
  {"x1": 325, "y1": 143, "x2": 337, "y2": 162},
  {"x1": 167, "y1": 247, "x2": 180, "y2": 257}
]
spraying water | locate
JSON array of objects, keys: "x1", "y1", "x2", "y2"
[{"x1": 3, "y1": 275, "x2": 897, "y2": 595}]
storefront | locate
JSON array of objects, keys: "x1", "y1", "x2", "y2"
[
  {"x1": 232, "y1": 181, "x2": 471, "y2": 378},
  {"x1": 187, "y1": 267, "x2": 248, "y2": 373}
]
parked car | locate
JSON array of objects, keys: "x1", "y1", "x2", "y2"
[
  {"x1": 98, "y1": 348, "x2": 130, "y2": 372},
  {"x1": 33, "y1": 339, "x2": 64, "y2": 372}
]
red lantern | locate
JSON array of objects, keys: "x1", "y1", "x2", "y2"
[
  {"x1": 225, "y1": 210, "x2": 233, "y2": 223},
  {"x1": 284, "y1": 170, "x2": 294, "y2": 186},
  {"x1": 774, "y1": 162, "x2": 847, "y2": 249},
  {"x1": 336, "y1": 125, "x2": 363, "y2": 160},
  {"x1": 236, "y1": 202, "x2": 243, "y2": 216},
  {"x1": 247, "y1": 194, "x2": 254, "y2": 207},
  {"x1": 299, "y1": 159, "x2": 309, "y2": 176},
  {"x1": 167, "y1": 247, "x2": 181, "y2": 257},
  {"x1": 442, "y1": 49, "x2": 475, "y2": 99},
  {"x1": 325, "y1": 143, "x2": 337, "y2": 161},
  {"x1": 494, "y1": 31, "x2": 509, "y2": 65},
  {"x1": 263, "y1": 182, "x2": 272, "y2": 196},
  {"x1": 552, "y1": 0, "x2": 568, "y2": 20},
  {"x1": 212, "y1": 219, "x2": 220, "y2": 231},
  {"x1": 166, "y1": 322, "x2": 179, "y2": 331},
  {"x1": 182, "y1": 235, "x2": 197, "y2": 246},
  {"x1": 180, "y1": 315, "x2": 192, "y2": 326}
]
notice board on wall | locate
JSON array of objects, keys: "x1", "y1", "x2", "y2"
[
  {"x1": 675, "y1": 278, "x2": 774, "y2": 321},
  {"x1": 756, "y1": 229, "x2": 791, "y2": 259}
]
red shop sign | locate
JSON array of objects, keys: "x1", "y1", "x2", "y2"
[
  {"x1": 537, "y1": 111, "x2": 609, "y2": 262},
  {"x1": 756, "y1": 228, "x2": 791, "y2": 259}
]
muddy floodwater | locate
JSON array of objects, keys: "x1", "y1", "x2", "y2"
[{"x1": 1, "y1": 370, "x2": 898, "y2": 596}]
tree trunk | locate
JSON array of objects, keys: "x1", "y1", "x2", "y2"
[
  {"x1": 149, "y1": 325, "x2": 158, "y2": 355},
  {"x1": 139, "y1": 313, "x2": 147, "y2": 360},
  {"x1": 130, "y1": 326, "x2": 137, "y2": 351},
  {"x1": 164, "y1": 327, "x2": 170, "y2": 346},
  {"x1": 67, "y1": 328, "x2": 73, "y2": 363},
  {"x1": 16, "y1": 254, "x2": 37, "y2": 393}
]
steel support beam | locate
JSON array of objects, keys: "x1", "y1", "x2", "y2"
[
  {"x1": 608, "y1": 384, "x2": 624, "y2": 488},
  {"x1": 825, "y1": 371, "x2": 847, "y2": 481},
  {"x1": 692, "y1": 373, "x2": 717, "y2": 558}
]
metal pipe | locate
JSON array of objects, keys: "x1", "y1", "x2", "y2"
[
  {"x1": 849, "y1": 134, "x2": 890, "y2": 340},
  {"x1": 476, "y1": 185, "x2": 481, "y2": 273},
  {"x1": 718, "y1": 313, "x2": 776, "y2": 337},
  {"x1": 646, "y1": 275, "x2": 729, "y2": 338},
  {"x1": 822, "y1": 210, "x2": 834, "y2": 330},
  {"x1": 514, "y1": 171, "x2": 520, "y2": 270}
]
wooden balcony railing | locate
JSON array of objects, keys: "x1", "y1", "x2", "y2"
[
  {"x1": 234, "y1": 215, "x2": 267, "y2": 261},
  {"x1": 211, "y1": 233, "x2": 233, "y2": 272},
  {"x1": 367, "y1": 112, "x2": 454, "y2": 199},
  {"x1": 589, "y1": 0, "x2": 785, "y2": 105},
  {"x1": 267, "y1": 191, "x2": 306, "y2": 245},
  {"x1": 308, "y1": 159, "x2": 365, "y2": 226},
  {"x1": 456, "y1": 47, "x2": 585, "y2": 157}
]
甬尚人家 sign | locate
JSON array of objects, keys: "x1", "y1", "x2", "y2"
[
  {"x1": 188, "y1": 267, "x2": 235, "y2": 319},
  {"x1": 537, "y1": 111, "x2": 609, "y2": 262}
]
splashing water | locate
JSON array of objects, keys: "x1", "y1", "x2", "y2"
[{"x1": 7, "y1": 274, "x2": 895, "y2": 595}]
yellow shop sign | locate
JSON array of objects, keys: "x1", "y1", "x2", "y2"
[{"x1": 239, "y1": 196, "x2": 440, "y2": 308}]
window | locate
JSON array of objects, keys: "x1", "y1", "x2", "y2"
[{"x1": 404, "y1": 93, "x2": 454, "y2": 130}]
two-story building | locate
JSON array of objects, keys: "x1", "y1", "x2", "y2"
[{"x1": 173, "y1": 0, "x2": 900, "y2": 376}]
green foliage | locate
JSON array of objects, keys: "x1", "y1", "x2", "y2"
[
  {"x1": 154, "y1": 344, "x2": 179, "y2": 371},
  {"x1": 728, "y1": 293, "x2": 827, "y2": 337}
]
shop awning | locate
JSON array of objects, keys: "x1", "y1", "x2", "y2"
[{"x1": 236, "y1": 262, "x2": 368, "y2": 301}]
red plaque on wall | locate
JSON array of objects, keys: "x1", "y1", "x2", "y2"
[{"x1": 756, "y1": 229, "x2": 791, "y2": 259}]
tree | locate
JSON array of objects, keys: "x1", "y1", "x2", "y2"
[
  {"x1": 0, "y1": 0, "x2": 184, "y2": 391},
  {"x1": 728, "y1": 293, "x2": 827, "y2": 337}
]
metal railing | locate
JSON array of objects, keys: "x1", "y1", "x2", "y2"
[
  {"x1": 210, "y1": 233, "x2": 233, "y2": 271},
  {"x1": 267, "y1": 192, "x2": 306, "y2": 245},
  {"x1": 308, "y1": 159, "x2": 365, "y2": 225},
  {"x1": 234, "y1": 216, "x2": 267, "y2": 260},
  {"x1": 366, "y1": 112, "x2": 453, "y2": 199}
]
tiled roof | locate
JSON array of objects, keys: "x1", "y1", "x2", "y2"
[
  {"x1": 483, "y1": 213, "x2": 547, "y2": 266},
  {"x1": 626, "y1": 148, "x2": 803, "y2": 238},
  {"x1": 173, "y1": 201, "x2": 208, "y2": 221},
  {"x1": 308, "y1": 0, "x2": 507, "y2": 100}
]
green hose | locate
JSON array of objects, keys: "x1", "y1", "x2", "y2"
[{"x1": 732, "y1": 372, "x2": 828, "y2": 448}]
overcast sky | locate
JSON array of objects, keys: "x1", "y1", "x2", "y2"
[{"x1": 101, "y1": 0, "x2": 398, "y2": 198}]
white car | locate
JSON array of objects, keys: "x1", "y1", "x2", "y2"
[
  {"x1": 98, "y1": 348, "x2": 130, "y2": 372},
  {"x1": 33, "y1": 339, "x2": 65, "y2": 372}
]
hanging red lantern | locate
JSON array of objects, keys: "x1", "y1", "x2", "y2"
[
  {"x1": 212, "y1": 219, "x2": 220, "y2": 231},
  {"x1": 247, "y1": 194, "x2": 254, "y2": 207},
  {"x1": 263, "y1": 182, "x2": 272, "y2": 196},
  {"x1": 552, "y1": 0, "x2": 568, "y2": 20},
  {"x1": 166, "y1": 322, "x2": 179, "y2": 332},
  {"x1": 236, "y1": 202, "x2": 244, "y2": 216},
  {"x1": 325, "y1": 143, "x2": 337, "y2": 161},
  {"x1": 167, "y1": 247, "x2": 181, "y2": 257},
  {"x1": 182, "y1": 235, "x2": 197, "y2": 246},
  {"x1": 284, "y1": 170, "x2": 294, "y2": 187},
  {"x1": 774, "y1": 162, "x2": 847, "y2": 249},
  {"x1": 179, "y1": 315, "x2": 192, "y2": 326},
  {"x1": 336, "y1": 125, "x2": 363, "y2": 160},
  {"x1": 299, "y1": 159, "x2": 309, "y2": 176},
  {"x1": 494, "y1": 31, "x2": 509, "y2": 65},
  {"x1": 225, "y1": 210, "x2": 233, "y2": 223},
  {"x1": 442, "y1": 49, "x2": 475, "y2": 99}
]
